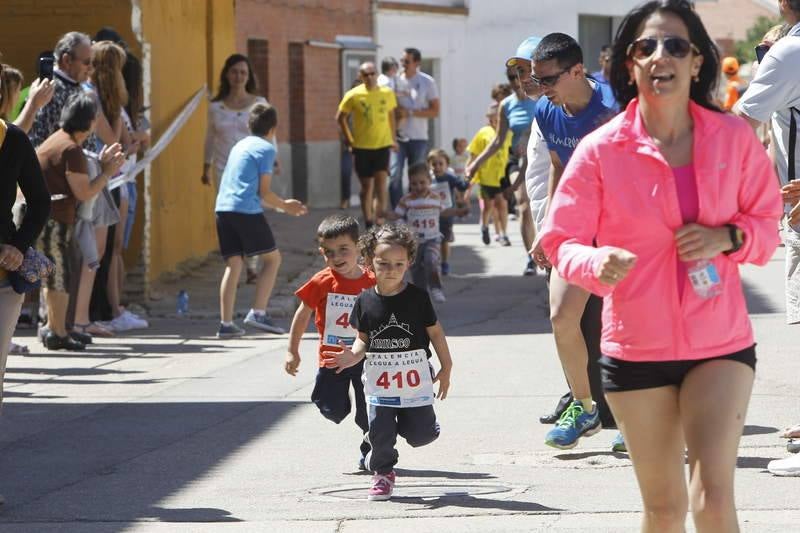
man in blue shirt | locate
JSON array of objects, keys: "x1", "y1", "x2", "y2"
[
  {"x1": 215, "y1": 103, "x2": 307, "y2": 338},
  {"x1": 528, "y1": 33, "x2": 622, "y2": 452}
]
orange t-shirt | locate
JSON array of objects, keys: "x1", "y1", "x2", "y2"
[{"x1": 295, "y1": 267, "x2": 376, "y2": 366}]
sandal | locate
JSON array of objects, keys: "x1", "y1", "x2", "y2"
[
  {"x1": 75, "y1": 322, "x2": 115, "y2": 338},
  {"x1": 8, "y1": 341, "x2": 29, "y2": 355}
]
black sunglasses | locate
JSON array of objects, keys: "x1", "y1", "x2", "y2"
[
  {"x1": 627, "y1": 37, "x2": 700, "y2": 60},
  {"x1": 755, "y1": 43, "x2": 770, "y2": 63},
  {"x1": 530, "y1": 65, "x2": 573, "y2": 88}
]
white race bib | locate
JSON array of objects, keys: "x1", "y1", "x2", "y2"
[
  {"x1": 407, "y1": 208, "x2": 440, "y2": 240},
  {"x1": 364, "y1": 349, "x2": 434, "y2": 407},
  {"x1": 430, "y1": 181, "x2": 453, "y2": 209},
  {"x1": 323, "y1": 293, "x2": 358, "y2": 346}
]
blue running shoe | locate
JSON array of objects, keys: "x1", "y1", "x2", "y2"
[
  {"x1": 544, "y1": 400, "x2": 602, "y2": 450},
  {"x1": 441, "y1": 262, "x2": 450, "y2": 276},
  {"x1": 611, "y1": 432, "x2": 627, "y2": 453}
]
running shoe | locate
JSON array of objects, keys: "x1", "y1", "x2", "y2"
[
  {"x1": 481, "y1": 226, "x2": 490, "y2": 245},
  {"x1": 501, "y1": 235, "x2": 511, "y2": 247},
  {"x1": 544, "y1": 400, "x2": 602, "y2": 450},
  {"x1": 217, "y1": 323, "x2": 246, "y2": 339},
  {"x1": 243, "y1": 310, "x2": 286, "y2": 334},
  {"x1": 768, "y1": 454, "x2": 800, "y2": 476},
  {"x1": 358, "y1": 456, "x2": 368, "y2": 471},
  {"x1": 69, "y1": 330, "x2": 92, "y2": 345},
  {"x1": 788, "y1": 440, "x2": 800, "y2": 454},
  {"x1": 107, "y1": 310, "x2": 149, "y2": 332},
  {"x1": 367, "y1": 471, "x2": 395, "y2": 501},
  {"x1": 524, "y1": 259, "x2": 536, "y2": 276},
  {"x1": 611, "y1": 432, "x2": 627, "y2": 453},
  {"x1": 430, "y1": 288, "x2": 447, "y2": 303},
  {"x1": 441, "y1": 262, "x2": 450, "y2": 276}
]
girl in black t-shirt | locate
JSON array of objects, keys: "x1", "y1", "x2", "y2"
[{"x1": 324, "y1": 223, "x2": 454, "y2": 501}]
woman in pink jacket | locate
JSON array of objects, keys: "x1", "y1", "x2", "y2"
[{"x1": 539, "y1": 1, "x2": 782, "y2": 531}]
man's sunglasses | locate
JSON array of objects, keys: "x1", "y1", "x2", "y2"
[
  {"x1": 627, "y1": 37, "x2": 700, "y2": 60},
  {"x1": 530, "y1": 66, "x2": 572, "y2": 88},
  {"x1": 755, "y1": 43, "x2": 770, "y2": 63}
]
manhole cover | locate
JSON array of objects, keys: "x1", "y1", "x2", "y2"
[
  {"x1": 314, "y1": 482, "x2": 517, "y2": 501},
  {"x1": 472, "y1": 450, "x2": 632, "y2": 470}
]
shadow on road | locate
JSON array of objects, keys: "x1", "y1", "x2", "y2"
[
  {"x1": 0, "y1": 400, "x2": 303, "y2": 527},
  {"x1": 393, "y1": 468, "x2": 497, "y2": 480},
  {"x1": 742, "y1": 425, "x2": 779, "y2": 436},
  {"x1": 391, "y1": 494, "x2": 561, "y2": 513}
]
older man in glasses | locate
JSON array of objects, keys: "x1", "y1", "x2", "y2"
[
  {"x1": 29, "y1": 32, "x2": 94, "y2": 149},
  {"x1": 336, "y1": 62, "x2": 398, "y2": 228},
  {"x1": 528, "y1": 33, "x2": 620, "y2": 452}
]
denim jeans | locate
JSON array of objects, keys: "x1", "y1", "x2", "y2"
[{"x1": 389, "y1": 139, "x2": 429, "y2": 208}]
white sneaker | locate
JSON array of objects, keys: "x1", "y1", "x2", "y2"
[
  {"x1": 108, "y1": 311, "x2": 149, "y2": 332},
  {"x1": 768, "y1": 454, "x2": 800, "y2": 476},
  {"x1": 430, "y1": 288, "x2": 446, "y2": 303}
]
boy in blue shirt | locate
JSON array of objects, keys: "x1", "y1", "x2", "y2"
[
  {"x1": 215, "y1": 103, "x2": 307, "y2": 338},
  {"x1": 527, "y1": 33, "x2": 621, "y2": 452}
]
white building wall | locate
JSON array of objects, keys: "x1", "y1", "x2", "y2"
[{"x1": 376, "y1": 0, "x2": 641, "y2": 150}]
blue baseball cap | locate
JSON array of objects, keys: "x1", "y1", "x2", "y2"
[{"x1": 506, "y1": 36, "x2": 541, "y2": 67}]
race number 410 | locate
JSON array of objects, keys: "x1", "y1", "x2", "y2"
[{"x1": 375, "y1": 370, "x2": 422, "y2": 389}]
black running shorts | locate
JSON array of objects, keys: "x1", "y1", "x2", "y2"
[
  {"x1": 353, "y1": 147, "x2": 391, "y2": 178},
  {"x1": 215, "y1": 211, "x2": 277, "y2": 259},
  {"x1": 600, "y1": 345, "x2": 756, "y2": 393}
]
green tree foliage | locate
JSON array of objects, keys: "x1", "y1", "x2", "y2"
[{"x1": 734, "y1": 15, "x2": 783, "y2": 63}]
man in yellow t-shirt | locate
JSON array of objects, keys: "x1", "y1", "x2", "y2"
[
  {"x1": 336, "y1": 62, "x2": 397, "y2": 227},
  {"x1": 467, "y1": 103, "x2": 511, "y2": 245}
]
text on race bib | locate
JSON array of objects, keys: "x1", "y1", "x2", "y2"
[
  {"x1": 407, "y1": 208, "x2": 440, "y2": 240},
  {"x1": 323, "y1": 293, "x2": 358, "y2": 346},
  {"x1": 364, "y1": 349, "x2": 434, "y2": 407},
  {"x1": 430, "y1": 181, "x2": 453, "y2": 209}
]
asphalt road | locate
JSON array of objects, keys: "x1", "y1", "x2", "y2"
[{"x1": 1, "y1": 215, "x2": 798, "y2": 532}]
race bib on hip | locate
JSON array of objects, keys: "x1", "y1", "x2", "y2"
[
  {"x1": 430, "y1": 181, "x2": 453, "y2": 209},
  {"x1": 407, "y1": 208, "x2": 440, "y2": 240},
  {"x1": 364, "y1": 349, "x2": 434, "y2": 407},
  {"x1": 323, "y1": 293, "x2": 358, "y2": 346}
]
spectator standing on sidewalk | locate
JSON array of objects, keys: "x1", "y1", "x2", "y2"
[
  {"x1": 336, "y1": 62, "x2": 397, "y2": 228},
  {"x1": 541, "y1": 2, "x2": 781, "y2": 529},
  {"x1": 721, "y1": 57, "x2": 745, "y2": 112},
  {"x1": 528, "y1": 33, "x2": 620, "y2": 451},
  {"x1": 0, "y1": 61, "x2": 51, "y2": 405},
  {"x1": 214, "y1": 103, "x2": 307, "y2": 339},
  {"x1": 389, "y1": 48, "x2": 440, "y2": 209},
  {"x1": 36, "y1": 94, "x2": 125, "y2": 351},
  {"x1": 0, "y1": 66, "x2": 55, "y2": 133},
  {"x1": 202, "y1": 54, "x2": 270, "y2": 284},
  {"x1": 734, "y1": 0, "x2": 800, "y2": 477}
]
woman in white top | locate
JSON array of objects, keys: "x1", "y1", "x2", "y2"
[
  {"x1": 202, "y1": 54, "x2": 269, "y2": 190},
  {"x1": 202, "y1": 54, "x2": 274, "y2": 283}
]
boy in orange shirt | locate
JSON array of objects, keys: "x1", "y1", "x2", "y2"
[{"x1": 285, "y1": 214, "x2": 376, "y2": 469}]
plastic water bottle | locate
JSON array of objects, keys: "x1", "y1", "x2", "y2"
[
  {"x1": 176, "y1": 290, "x2": 189, "y2": 317},
  {"x1": 687, "y1": 260, "x2": 722, "y2": 299}
]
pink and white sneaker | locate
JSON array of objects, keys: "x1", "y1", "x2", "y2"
[{"x1": 367, "y1": 471, "x2": 395, "y2": 501}]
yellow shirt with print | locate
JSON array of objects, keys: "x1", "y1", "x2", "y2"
[
  {"x1": 338, "y1": 85, "x2": 397, "y2": 150},
  {"x1": 468, "y1": 125, "x2": 511, "y2": 188}
]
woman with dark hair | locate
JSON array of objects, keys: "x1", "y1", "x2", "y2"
[
  {"x1": 539, "y1": 1, "x2": 782, "y2": 530},
  {"x1": 0, "y1": 60, "x2": 50, "y2": 387},
  {"x1": 202, "y1": 54, "x2": 271, "y2": 282},
  {"x1": 202, "y1": 54, "x2": 270, "y2": 190},
  {"x1": 36, "y1": 93, "x2": 125, "y2": 350}
]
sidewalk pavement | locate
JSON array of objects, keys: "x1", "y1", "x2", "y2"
[{"x1": 143, "y1": 207, "x2": 358, "y2": 321}]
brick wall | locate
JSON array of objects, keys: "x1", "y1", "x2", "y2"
[{"x1": 235, "y1": 0, "x2": 373, "y2": 144}]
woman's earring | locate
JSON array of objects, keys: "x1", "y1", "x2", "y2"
[
  {"x1": 628, "y1": 78, "x2": 635, "y2": 86},
  {"x1": 692, "y1": 74, "x2": 700, "y2": 83}
]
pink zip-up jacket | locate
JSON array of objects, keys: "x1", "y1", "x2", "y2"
[{"x1": 540, "y1": 99, "x2": 783, "y2": 362}]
